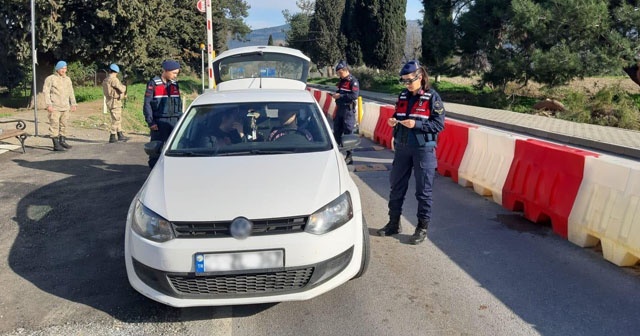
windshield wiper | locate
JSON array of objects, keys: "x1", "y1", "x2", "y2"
[
  {"x1": 216, "y1": 149, "x2": 297, "y2": 156},
  {"x1": 165, "y1": 150, "x2": 213, "y2": 157}
]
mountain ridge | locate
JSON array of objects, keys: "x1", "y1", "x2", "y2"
[{"x1": 226, "y1": 20, "x2": 421, "y2": 60}]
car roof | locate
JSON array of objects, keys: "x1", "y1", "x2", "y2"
[{"x1": 189, "y1": 88, "x2": 316, "y2": 106}]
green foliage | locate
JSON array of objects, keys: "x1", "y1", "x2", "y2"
[
  {"x1": 283, "y1": 4, "x2": 314, "y2": 57},
  {"x1": 421, "y1": 0, "x2": 457, "y2": 76},
  {"x1": 360, "y1": 0, "x2": 407, "y2": 71},
  {"x1": 456, "y1": 0, "x2": 640, "y2": 88},
  {"x1": 74, "y1": 86, "x2": 104, "y2": 103},
  {"x1": 308, "y1": 0, "x2": 346, "y2": 68},
  {"x1": 0, "y1": 0, "x2": 250, "y2": 91}
]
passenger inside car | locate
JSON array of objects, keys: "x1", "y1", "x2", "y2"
[
  {"x1": 268, "y1": 108, "x2": 314, "y2": 142},
  {"x1": 212, "y1": 109, "x2": 245, "y2": 145}
]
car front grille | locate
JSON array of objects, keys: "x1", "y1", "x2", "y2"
[
  {"x1": 172, "y1": 216, "x2": 307, "y2": 238},
  {"x1": 131, "y1": 246, "x2": 354, "y2": 300},
  {"x1": 168, "y1": 268, "x2": 314, "y2": 295}
]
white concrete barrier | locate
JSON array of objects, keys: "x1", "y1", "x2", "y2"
[
  {"x1": 568, "y1": 155, "x2": 640, "y2": 266},
  {"x1": 458, "y1": 127, "x2": 521, "y2": 205},
  {"x1": 359, "y1": 102, "x2": 382, "y2": 141}
]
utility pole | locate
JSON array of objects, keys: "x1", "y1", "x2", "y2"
[
  {"x1": 200, "y1": 43, "x2": 205, "y2": 92},
  {"x1": 31, "y1": 0, "x2": 39, "y2": 136},
  {"x1": 205, "y1": 0, "x2": 215, "y2": 89}
]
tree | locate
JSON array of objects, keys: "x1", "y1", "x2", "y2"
[
  {"x1": 358, "y1": 0, "x2": 407, "y2": 71},
  {"x1": 308, "y1": 0, "x2": 346, "y2": 73},
  {"x1": 421, "y1": 0, "x2": 458, "y2": 77},
  {"x1": 339, "y1": 0, "x2": 363, "y2": 67},
  {"x1": 283, "y1": 1, "x2": 315, "y2": 56},
  {"x1": 268, "y1": 34, "x2": 274, "y2": 46},
  {"x1": 0, "y1": 0, "x2": 250, "y2": 107},
  {"x1": 456, "y1": 0, "x2": 640, "y2": 88}
]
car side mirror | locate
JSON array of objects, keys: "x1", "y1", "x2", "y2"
[
  {"x1": 340, "y1": 134, "x2": 361, "y2": 152},
  {"x1": 144, "y1": 141, "x2": 164, "y2": 156}
]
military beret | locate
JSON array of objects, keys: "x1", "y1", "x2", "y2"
[
  {"x1": 399, "y1": 60, "x2": 420, "y2": 76},
  {"x1": 335, "y1": 60, "x2": 347, "y2": 71},
  {"x1": 109, "y1": 63, "x2": 120, "y2": 73},
  {"x1": 54, "y1": 61, "x2": 67, "y2": 71},
  {"x1": 162, "y1": 59, "x2": 181, "y2": 71}
]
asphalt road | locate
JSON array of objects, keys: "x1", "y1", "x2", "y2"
[{"x1": 0, "y1": 138, "x2": 639, "y2": 336}]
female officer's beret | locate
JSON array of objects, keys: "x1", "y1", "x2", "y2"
[{"x1": 399, "y1": 60, "x2": 420, "y2": 76}]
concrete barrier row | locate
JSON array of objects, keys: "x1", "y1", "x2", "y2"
[{"x1": 308, "y1": 87, "x2": 640, "y2": 267}]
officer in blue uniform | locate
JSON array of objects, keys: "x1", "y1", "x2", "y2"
[
  {"x1": 332, "y1": 60, "x2": 359, "y2": 164},
  {"x1": 143, "y1": 59, "x2": 183, "y2": 168},
  {"x1": 377, "y1": 60, "x2": 446, "y2": 245}
]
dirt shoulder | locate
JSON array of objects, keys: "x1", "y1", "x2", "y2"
[{"x1": 0, "y1": 99, "x2": 149, "y2": 151}]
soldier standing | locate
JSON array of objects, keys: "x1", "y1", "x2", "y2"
[
  {"x1": 43, "y1": 60, "x2": 77, "y2": 151},
  {"x1": 143, "y1": 60, "x2": 182, "y2": 169},
  {"x1": 332, "y1": 60, "x2": 360, "y2": 165},
  {"x1": 102, "y1": 63, "x2": 129, "y2": 143},
  {"x1": 377, "y1": 60, "x2": 446, "y2": 245}
]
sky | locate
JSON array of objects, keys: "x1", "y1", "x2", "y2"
[{"x1": 243, "y1": 0, "x2": 423, "y2": 30}]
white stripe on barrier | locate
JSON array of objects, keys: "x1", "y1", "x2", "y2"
[
  {"x1": 568, "y1": 155, "x2": 640, "y2": 266},
  {"x1": 359, "y1": 102, "x2": 382, "y2": 140},
  {"x1": 458, "y1": 127, "x2": 522, "y2": 205}
]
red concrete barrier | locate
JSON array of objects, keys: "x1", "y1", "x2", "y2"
[
  {"x1": 502, "y1": 139, "x2": 599, "y2": 238},
  {"x1": 322, "y1": 92, "x2": 336, "y2": 119},
  {"x1": 436, "y1": 120, "x2": 474, "y2": 183},
  {"x1": 373, "y1": 106, "x2": 395, "y2": 149}
]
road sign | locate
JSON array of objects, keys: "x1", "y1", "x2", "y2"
[{"x1": 196, "y1": 0, "x2": 205, "y2": 13}]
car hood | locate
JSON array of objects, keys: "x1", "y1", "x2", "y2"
[{"x1": 140, "y1": 151, "x2": 342, "y2": 221}]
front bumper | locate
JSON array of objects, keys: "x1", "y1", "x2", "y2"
[{"x1": 131, "y1": 246, "x2": 353, "y2": 300}]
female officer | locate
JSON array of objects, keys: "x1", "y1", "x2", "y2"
[{"x1": 376, "y1": 60, "x2": 446, "y2": 245}]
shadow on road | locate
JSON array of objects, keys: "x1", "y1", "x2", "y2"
[{"x1": 5, "y1": 145, "x2": 275, "y2": 325}]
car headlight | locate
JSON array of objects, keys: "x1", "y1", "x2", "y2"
[
  {"x1": 131, "y1": 201, "x2": 175, "y2": 242},
  {"x1": 305, "y1": 191, "x2": 353, "y2": 235}
]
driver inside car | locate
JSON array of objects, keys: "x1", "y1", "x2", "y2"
[{"x1": 268, "y1": 109, "x2": 313, "y2": 142}]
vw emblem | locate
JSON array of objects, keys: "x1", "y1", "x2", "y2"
[{"x1": 230, "y1": 217, "x2": 253, "y2": 240}]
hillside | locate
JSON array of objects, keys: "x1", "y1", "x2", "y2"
[{"x1": 227, "y1": 24, "x2": 288, "y2": 49}]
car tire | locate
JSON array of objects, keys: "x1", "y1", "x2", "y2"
[{"x1": 351, "y1": 215, "x2": 370, "y2": 280}]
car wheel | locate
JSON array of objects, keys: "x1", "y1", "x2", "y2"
[{"x1": 351, "y1": 215, "x2": 370, "y2": 280}]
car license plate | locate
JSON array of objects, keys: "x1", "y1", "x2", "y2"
[{"x1": 195, "y1": 250, "x2": 284, "y2": 274}]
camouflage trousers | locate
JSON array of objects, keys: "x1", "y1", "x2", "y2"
[
  {"x1": 48, "y1": 109, "x2": 69, "y2": 137},
  {"x1": 109, "y1": 107, "x2": 122, "y2": 134}
]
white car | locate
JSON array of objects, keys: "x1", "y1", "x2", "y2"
[{"x1": 124, "y1": 46, "x2": 370, "y2": 307}]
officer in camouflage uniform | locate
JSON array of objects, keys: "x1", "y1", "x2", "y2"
[
  {"x1": 43, "y1": 60, "x2": 77, "y2": 151},
  {"x1": 102, "y1": 63, "x2": 129, "y2": 143}
]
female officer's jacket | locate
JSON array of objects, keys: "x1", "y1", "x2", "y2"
[{"x1": 393, "y1": 88, "x2": 446, "y2": 147}]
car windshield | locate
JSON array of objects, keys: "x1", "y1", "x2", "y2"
[
  {"x1": 217, "y1": 52, "x2": 307, "y2": 82},
  {"x1": 167, "y1": 102, "x2": 332, "y2": 156}
]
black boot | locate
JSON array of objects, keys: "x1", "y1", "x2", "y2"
[
  {"x1": 52, "y1": 137, "x2": 66, "y2": 151},
  {"x1": 408, "y1": 219, "x2": 429, "y2": 245},
  {"x1": 117, "y1": 131, "x2": 129, "y2": 142},
  {"x1": 59, "y1": 136, "x2": 72, "y2": 149},
  {"x1": 345, "y1": 150, "x2": 353, "y2": 165},
  {"x1": 377, "y1": 216, "x2": 401, "y2": 236},
  {"x1": 109, "y1": 134, "x2": 117, "y2": 143}
]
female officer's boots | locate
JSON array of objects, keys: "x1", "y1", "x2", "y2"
[
  {"x1": 408, "y1": 219, "x2": 429, "y2": 245},
  {"x1": 377, "y1": 216, "x2": 401, "y2": 236}
]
